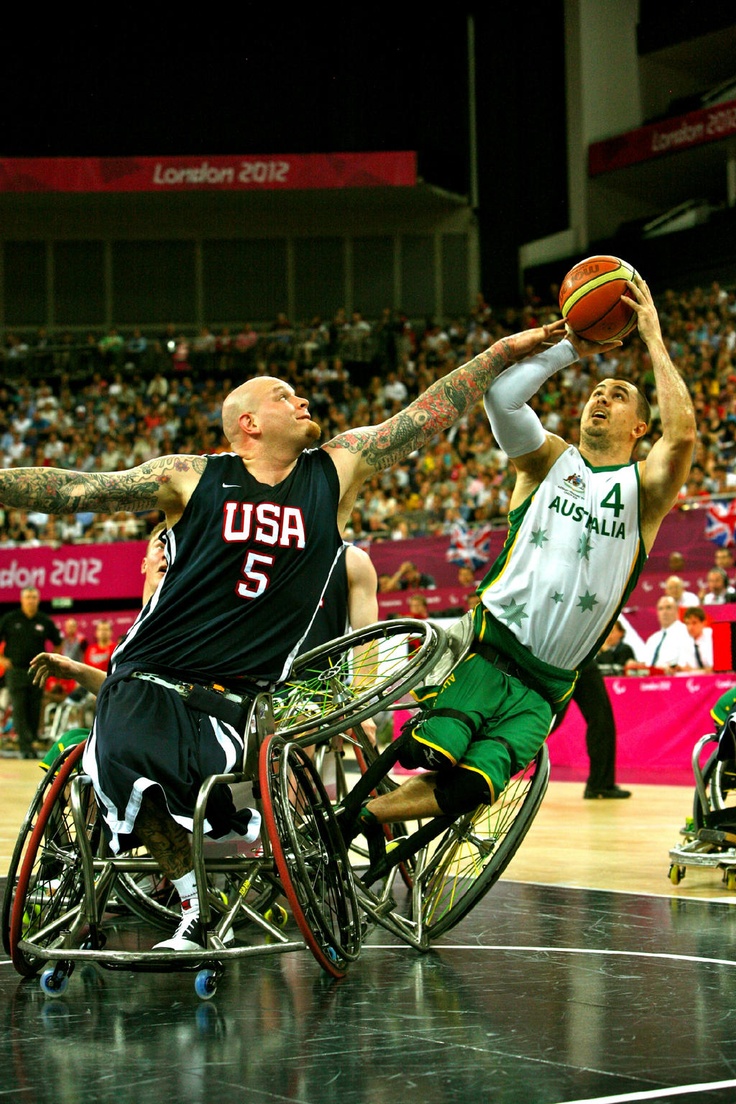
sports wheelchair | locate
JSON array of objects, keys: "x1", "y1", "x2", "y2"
[
  {"x1": 668, "y1": 731, "x2": 736, "y2": 890},
  {"x1": 283, "y1": 611, "x2": 550, "y2": 951},
  {"x1": 2, "y1": 619, "x2": 442, "y2": 996},
  {"x1": 3, "y1": 614, "x2": 550, "y2": 997}
]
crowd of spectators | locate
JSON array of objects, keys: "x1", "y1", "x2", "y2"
[{"x1": 1, "y1": 278, "x2": 736, "y2": 550}]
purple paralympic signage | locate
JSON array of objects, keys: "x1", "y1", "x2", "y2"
[{"x1": 0, "y1": 541, "x2": 146, "y2": 602}]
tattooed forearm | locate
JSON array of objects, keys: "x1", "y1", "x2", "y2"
[
  {"x1": 331, "y1": 341, "x2": 518, "y2": 471},
  {"x1": 0, "y1": 455, "x2": 207, "y2": 514},
  {"x1": 329, "y1": 320, "x2": 566, "y2": 473}
]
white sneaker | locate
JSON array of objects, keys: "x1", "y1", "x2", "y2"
[{"x1": 153, "y1": 910, "x2": 235, "y2": 951}]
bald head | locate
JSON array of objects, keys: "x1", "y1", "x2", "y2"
[
  {"x1": 221, "y1": 376, "x2": 320, "y2": 454},
  {"x1": 222, "y1": 377, "x2": 276, "y2": 446}
]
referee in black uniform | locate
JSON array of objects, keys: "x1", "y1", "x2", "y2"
[{"x1": 0, "y1": 587, "x2": 61, "y2": 758}]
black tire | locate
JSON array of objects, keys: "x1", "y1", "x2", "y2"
[
  {"x1": 259, "y1": 734, "x2": 361, "y2": 977},
  {"x1": 692, "y1": 750, "x2": 736, "y2": 830},
  {"x1": 418, "y1": 745, "x2": 550, "y2": 939},
  {"x1": 2, "y1": 741, "x2": 87, "y2": 959},
  {"x1": 272, "y1": 619, "x2": 447, "y2": 745},
  {"x1": 7, "y1": 742, "x2": 99, "y2": 976}
]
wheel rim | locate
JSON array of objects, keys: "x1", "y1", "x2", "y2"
[{"x1": 259, "y1": 735, "x2": 361, "y2": 975}]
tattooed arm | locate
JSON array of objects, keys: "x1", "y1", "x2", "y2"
[
  {"x1": 324, "y1": 320, "x2": 566, "y2": 522},
  {"x1": 0, "y1": 455, "x2": 207, "y2": 525}
]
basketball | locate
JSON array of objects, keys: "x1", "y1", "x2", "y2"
[{"x1": 559, "y1": 255, "x2": 638, "y2": 343}]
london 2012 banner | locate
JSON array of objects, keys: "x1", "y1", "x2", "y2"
[{"x1": 0, "y1": 152, "x2": 417, "y2": 193}]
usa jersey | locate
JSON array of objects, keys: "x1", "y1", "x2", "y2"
[
  {"x1": 113, "y1": 449, "x2": 343, "y2": 684},
  {"x1": 299, "y1": 542, "x2": 349, "y2": 653}
]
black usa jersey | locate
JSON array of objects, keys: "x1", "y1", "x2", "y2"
[
  {"x1": 113, "y1": 449, "x2": 343, "y2": 684},
  {"x1": 299, "y1": 541, "x2": 349, "y2": 654}
]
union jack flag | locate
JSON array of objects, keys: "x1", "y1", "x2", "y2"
[
  {"x1": 446, "y1": 521, "x2": 494, "y2": 571},
  {"x1": 704, "y1": 500, "x2": 736, "y2": 547}
]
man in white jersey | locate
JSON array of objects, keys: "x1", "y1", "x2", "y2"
[{"x1": 355, "y1": 276, "x2": 695, "y2": 829}]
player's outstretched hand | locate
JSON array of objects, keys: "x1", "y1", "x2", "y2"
[
  {"x1": 503, "y1": 318, "x2": 567, "y2": 363},
  {"x1": 29, "y1": 651, "x2": 76, "y2": 687}
]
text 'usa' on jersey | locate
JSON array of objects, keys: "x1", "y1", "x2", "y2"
[{"x1": 113, "y1": 449, "x2": 343, "y2": 684}]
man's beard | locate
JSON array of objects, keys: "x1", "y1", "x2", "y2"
[{"x1": 580, "y1": 423, "x2": 608, "y2": 452}]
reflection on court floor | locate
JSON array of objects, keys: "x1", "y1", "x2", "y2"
[{"x1": 3, "y1": 878, "x2": 736, "y2": 1104}]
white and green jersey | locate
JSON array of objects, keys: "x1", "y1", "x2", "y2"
[{"x1": 476, "y1": 446, "x2": 646, "y2": 706}]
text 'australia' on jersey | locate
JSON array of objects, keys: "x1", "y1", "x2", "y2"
[
  {"x1": 113, "y1": 449, "x2": 343, "y2": 684},
  {"x1": 479, "y1": 446, "x2": 646, "y2": 672}
]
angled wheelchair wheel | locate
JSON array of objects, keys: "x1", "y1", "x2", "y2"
[
  {"x1": 259, "y1": 734, "x2": 361, "y2": 977},
  {"x1": 7, "y1": 741, "x2": 100, "y2": 976},
  {"x1": 272, "y1": 618, "x2": 447, "y2": 746},
  {"x1": 418, "y1": 745, "x2": 550, "y2": 940},
  {"x1": 2, "y1": 741, "x2": 87, "y2": 959}
]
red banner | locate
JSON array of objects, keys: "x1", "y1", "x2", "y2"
[
  {"x1": 589, "y1": 98, "x2": 736, "y2": 176},
  {"x1": 0, "y1": 152, "x2": 417, "y2": 193}
]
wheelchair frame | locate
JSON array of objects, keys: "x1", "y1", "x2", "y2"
[
  {"x1": 4, "y1": 619, "x2": 447, "y2": 997},
  {"x1": 668, "y1": 733, "x2": 736, "y2": 890},
  {"x1": 5, "y1": 615, "x2": 551, "y2": 995}
]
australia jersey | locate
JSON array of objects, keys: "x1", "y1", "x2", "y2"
[
  {"x1": 112, "y1": 449, "x2": 343, "y2": 684},
  {"x1": 476, "y1": 446, "x2": 646, "y2": 707}
]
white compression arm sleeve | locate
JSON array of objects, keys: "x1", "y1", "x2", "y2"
[{"x1": 483, "y1": 338, "x2": 579, "y2": 458}]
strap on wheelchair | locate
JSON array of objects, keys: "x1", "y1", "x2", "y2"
[
  {"x1": 131, "y1": 670, "x2": 253, "y2": 732},
  {"x1": 339, "y1": 733, "x2": 410, "y2": 821},
  {"x1": 361, "y1": 814, "x2": 455, "y2": 886}
]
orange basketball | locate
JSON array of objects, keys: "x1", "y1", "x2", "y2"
[{"x1": 559, "y1": 255, "x2": 638, "y2": 343}]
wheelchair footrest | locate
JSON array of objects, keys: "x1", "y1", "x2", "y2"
[{"x1": 698, "y1": 827, "x2": 736, "y2": 847}]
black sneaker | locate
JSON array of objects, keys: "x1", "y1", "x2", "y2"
[
  {"x1": 583, "y1": 785, "x2": 632, "y2": 800},
  {"x1": 209, "y1": 807, "x2": 261, "y2": 843}
]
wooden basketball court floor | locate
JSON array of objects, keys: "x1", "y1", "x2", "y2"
[{"x1": 3, "y1": 760, "x2": 736, "y2": 1104}]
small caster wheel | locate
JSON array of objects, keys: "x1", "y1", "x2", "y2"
[
  {"x1": 265, "y1": 904, "x2": 288, "y2": 928},
  {"x1": 669, "y1": 864, "x2": 685, "y2": 885},
  {"x1": 40, "y1": 966, "x2": 71, "y2": 998},
  {"x1": 195, "y1": 968, "x2": 218, "y2": 1000},
  {"x1": 725, "y1": 869, "x2": 736, "y2": 891}
]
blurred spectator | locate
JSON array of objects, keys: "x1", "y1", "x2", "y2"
[
  {"x1": 664, "y1": 574, "x2": 699, "y2": 609},
  {"x1": 98, "y1": 327, "x2": 125, "y2": 369},
  {"x1": 677, "y1": 606, "x2": 714, "y2": 671},
  {"x1": 639, "y1": 596, "x2": 690, "y2": 672},
  {"x1": 596, "y1": 621, "x2": 637, "y2": 672},
  {"x1": 384, "y1": 560, "x2": 436, "y2": 591},
  {"x1": 700, "y1": 567, "x2": 736, "y2": 605},
  {"x1": 407, "y1": 593, "x2": 429, "y2": 619},
  {"x1": 456, "y1": 565, "x2": 477, "y2": 589},
  {"x1": 714, "y1": 547, "x2": 736, "y2": 579},
  {"x1": 83, "y1": 620, "x2": 117, "y2": 674}
]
